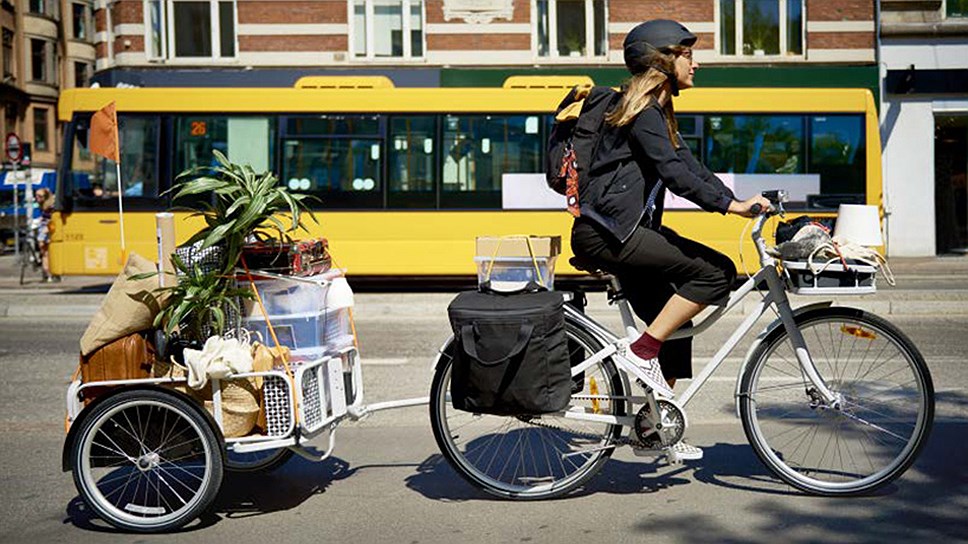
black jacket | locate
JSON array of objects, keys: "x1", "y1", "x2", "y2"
[{"x1": 581, "y1": 100, "x2": 736, "y2": 243}]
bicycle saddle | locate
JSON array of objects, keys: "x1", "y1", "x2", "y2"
[{"x1": 569, "y1": 256, "x2": 612, "y2": 279}]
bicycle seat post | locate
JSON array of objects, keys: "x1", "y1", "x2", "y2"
[{"x1": 607, "y1": 276, "x2": 639, "y2": 340}]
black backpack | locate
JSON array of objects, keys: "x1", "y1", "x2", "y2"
[
  {"x1": 447, "y1": 286, "x2": 570, "y2": 416},
  {"x1": 546, "y1": 85, "x2": 622, "y2": 217}
]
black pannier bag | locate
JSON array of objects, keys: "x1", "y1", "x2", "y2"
[{"x1": 447, "y1": 288, "x2": 571, "y2": 416}]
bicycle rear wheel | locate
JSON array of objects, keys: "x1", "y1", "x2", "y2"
[
  {"x1": 430, "y1": 320, "x2": 627, "y2": 500},
  {"x1": 739, "y1": 307, "x2": 934, "y2": 496}
]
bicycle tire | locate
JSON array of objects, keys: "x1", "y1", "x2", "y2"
[
  {"x1": 739, "y1": 307, "x2": 934, "y2": 496},
  {"x1": 430, "y1": 319, "x2": 627, "y2": 500},
  {"x1": 224, "y1": 447, "x2": 294, "y2": 473},
  {"x1": 70, "y1": 388, "x2": 224, "y2": 532}
]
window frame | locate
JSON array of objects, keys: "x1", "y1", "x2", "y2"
[
  {"x1": 947, "y1": 0, "x2": 968, "y2": 18},
  {"x1": 349, "y1": 0, "x2": 426, "y2": 60},
  {"x1": 67, "y1": 113, "x2": 167, "y2": 210},
  {"x1": 28, "y1": 0, "x2": 59, "y2": 17},
  {"x1": 2, "y1": 28, "x2": 14, "y2": 80},
  {"x1": 71, "y1": 1, "x2": 94, "y2": 41},
  {"x1": 533, "y1": 0, "x2": 608, "y2": 59},
  {"x1": 144, "y1": 0, "x2": 238, "y2": 61},
  {"x1": 716, "y1": 0, "x2": 805, "y2": 59},
  {"x1": 29, "y1": 38, "x2": 58, "y2": 85},
  {"x1": 33, "y1": 107, "x2": 50, "y2": 153}
]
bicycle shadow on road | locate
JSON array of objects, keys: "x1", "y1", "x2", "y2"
[
  {"x1": 629, "y1": 417, "x2": 968, "y2": 544},
  {"x1": 213, "y1": 453, "x2": 354, "y2": 520},
  {"x1": 404, "y1": 443, "x2": 775, "y2": 501}
]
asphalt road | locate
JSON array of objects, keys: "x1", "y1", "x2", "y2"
[{"x1": 0, "y1": 299, "x2": 966, "y2": 543}]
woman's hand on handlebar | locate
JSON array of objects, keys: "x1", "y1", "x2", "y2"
[{"x1": 728, "y1": 195, "x2": 773, "y2": 218}]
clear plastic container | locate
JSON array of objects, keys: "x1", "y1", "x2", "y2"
[
  {"x1": 243, "y1": 307, "x2": 353, "y2": 354},
  {"x1": 474, "y1": 256, "x2": 557, "y2": 291}
]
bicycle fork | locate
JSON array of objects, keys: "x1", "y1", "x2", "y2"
[{"x1": 763, "y1": 268, "x2": 841, "y2": 408}]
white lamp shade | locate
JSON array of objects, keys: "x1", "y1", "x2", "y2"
[{"x1": 834, "y1": 204, "x2": 883, "y2": 246}]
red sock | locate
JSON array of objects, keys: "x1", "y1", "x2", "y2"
[{"x1": 631, "y1": 331, "x2": 663, "y2": 360}]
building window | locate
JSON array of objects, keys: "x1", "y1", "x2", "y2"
[
  {"x1": 2, "y1": 29, "x2": 13, "y2": 81},
  {"x1": 30, "y1": 39, "x2": 57, "y2": 84},
  {"x1": 719, "y1": 0, "x2": 803, "y2": 57},
  {"x1": 352, "y1": 0, "x2": 424, "y2": 59},
  {"x1": 74, "y1": 61, "x2": 92, "y2": 88},
  {"x1": 33, "y1": 108, "x2": 49, "y2": 152},
  {"x1": 28, "y1": 0, "x2": 59, "y2": 16},
  {"x1": 949, "y1": 0, "x2": 968, "y2": 17},
  {"x1": 72, "y1": 3, "x2": 93, "y2": 40},
  {"x1": 145, "y1": 0, "x2": 236, "y2": 60},
  {"x1": 536, "y1": 0, "x2": 606, "y2": 58}
]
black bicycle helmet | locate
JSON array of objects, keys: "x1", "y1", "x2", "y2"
[{"x1": 623, "y1": 19, "x2": 697, "y2": 95}]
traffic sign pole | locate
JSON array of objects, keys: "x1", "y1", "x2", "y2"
[{"x1": 6, "y1": 133, "x2": 24, "y2": 258}]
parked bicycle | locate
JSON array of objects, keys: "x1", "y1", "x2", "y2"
[{"x1": 430, "y1": 190, "x2": 934, "y2": 499}]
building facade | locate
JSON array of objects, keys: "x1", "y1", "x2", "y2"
[
  {"x1": 2, "y1": 0, "x2": 96, "y2": 172},
  {"x1": 880, "y1": 0, "x2": 968, "y2": 256},
  {"x1": 91, "y1": 0, "x2": 877, "y2": 90}
]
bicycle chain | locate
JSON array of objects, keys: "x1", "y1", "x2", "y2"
[{"x1": 518, "y1": 394, "x2": 645, "y2": 449}]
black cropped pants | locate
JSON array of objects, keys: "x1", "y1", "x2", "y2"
[{"x1": 571, "y1": 218, "x2": 737, "y2": 379}]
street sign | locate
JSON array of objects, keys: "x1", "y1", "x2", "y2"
[{"x1": 4, "y1": 132, "x2": 22, "y2": 162}]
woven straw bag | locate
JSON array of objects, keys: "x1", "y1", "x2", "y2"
[{"x1": 152, "y1": 358, "x2": 260, "y2": 438}]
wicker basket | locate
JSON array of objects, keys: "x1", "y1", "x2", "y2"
[{"x1": 152, "y1": 358, "x2": 260, "y2": 437}]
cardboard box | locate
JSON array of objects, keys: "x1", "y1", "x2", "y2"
[{"x1": 475, "y1": 235, "x2": 562, "y2": 258}]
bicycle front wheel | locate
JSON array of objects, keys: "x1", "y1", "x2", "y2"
[
  {"x1": 739, "y1": 307, "x2": 934, "y2": 496},
  {"x1": 430, "y1": 320, "x2": 627, "y2": 500}
]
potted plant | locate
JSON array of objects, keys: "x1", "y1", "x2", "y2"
[
  {"x1": 137, "y1": 151, "x2": 319, "y2": 349},
  {"x1": 171, "y1": 150, "x2": 319, "y2": 276}
]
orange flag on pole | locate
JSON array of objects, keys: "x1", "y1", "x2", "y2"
[
  {"x1": 89, "y1": 101, "x2": 127, "y2": 260},
  {"x1": 90, "y1": 101, "x2": 120, "y2": 162}
]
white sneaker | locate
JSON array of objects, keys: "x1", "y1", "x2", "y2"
[
  {"x1": 632, "y1": 440, "x2": 703, "y2": 462},
  {"x1": 620, "y1": 344, "x2": 674, "y2": 398}
]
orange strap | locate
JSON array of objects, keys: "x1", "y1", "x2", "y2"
[{"x1": 240, "y1": 255, "x2": 300, "y2": 424}]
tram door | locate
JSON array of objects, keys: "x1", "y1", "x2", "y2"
[{"x1": 935, "y1": 114, "x2": 968, "y2": 254}]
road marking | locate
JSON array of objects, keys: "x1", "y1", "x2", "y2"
[{"x1": 362, "y1": 357, "x2": 410, "y2": 366}]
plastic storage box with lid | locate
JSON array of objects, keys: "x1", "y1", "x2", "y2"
[
  {"x1": 474, "y1": 235, "x2": 561, "y2": 291},
  {"x1": 783, "y1": 260, "x2": 877, "y2": 295},
  {"x1": 241, "y1": 274, "x2": 355, "y2": 359}
]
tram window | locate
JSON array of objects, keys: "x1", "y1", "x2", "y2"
[
  {"x1": 809, "y1": 115, "x2": 866, "y2": 206},
  {"x1": 704, "y1": 114, "x2": 804, "y2": 175},
  {"x1": 703, "y1": 113, "x2": 866, "y2": 209},
  {"x1": 440, "y1": 114, "x2": 542, "y2": 209},
  {"x1": 388, "y1": 116, "x2": 436, "y2": 208},
  {"x1": 285, "y1": 115, "x2": 381, "y2": 136},
  {"x1": 70, "y1": 114, "x2": 161, "y2": 206},
  {"x1": 281, "y1": 138, "x2": 383, "y2": 209},
  {"x1": 173, "y1": 116, "x2": 276, "y2": 175}
]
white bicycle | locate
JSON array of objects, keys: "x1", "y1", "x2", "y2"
[{"x1": 429, "y1": 191, "x2": 934, "y2": 499}]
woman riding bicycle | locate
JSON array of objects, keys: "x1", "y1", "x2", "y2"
[{"x1": 570, "y1": 19, "x2": 770, "y2": 459}]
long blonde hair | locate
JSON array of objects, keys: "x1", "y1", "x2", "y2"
[{"x1": 605, "y1": 45, "x2": 686, "y2": 147}]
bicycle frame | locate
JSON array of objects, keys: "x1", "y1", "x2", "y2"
[{"x1": 562, "y1": 212, "x2": 840, "y2": 429}]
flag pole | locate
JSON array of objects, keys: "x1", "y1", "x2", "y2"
[{"x1": 116, "y1": 161, "x2": 126, "y2": 259}]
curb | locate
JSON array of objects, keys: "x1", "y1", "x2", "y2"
[{"x1": 2, "y1": 300, "x2": 968, "y2": 319}]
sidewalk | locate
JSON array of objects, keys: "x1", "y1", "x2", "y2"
[{"x1": 1, "y1": 253, "x2": 967, "y2": 318}]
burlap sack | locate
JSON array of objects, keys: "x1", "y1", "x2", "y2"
[{"x1": 80, "y1": 253, "x2": 165, "y2": 356}]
